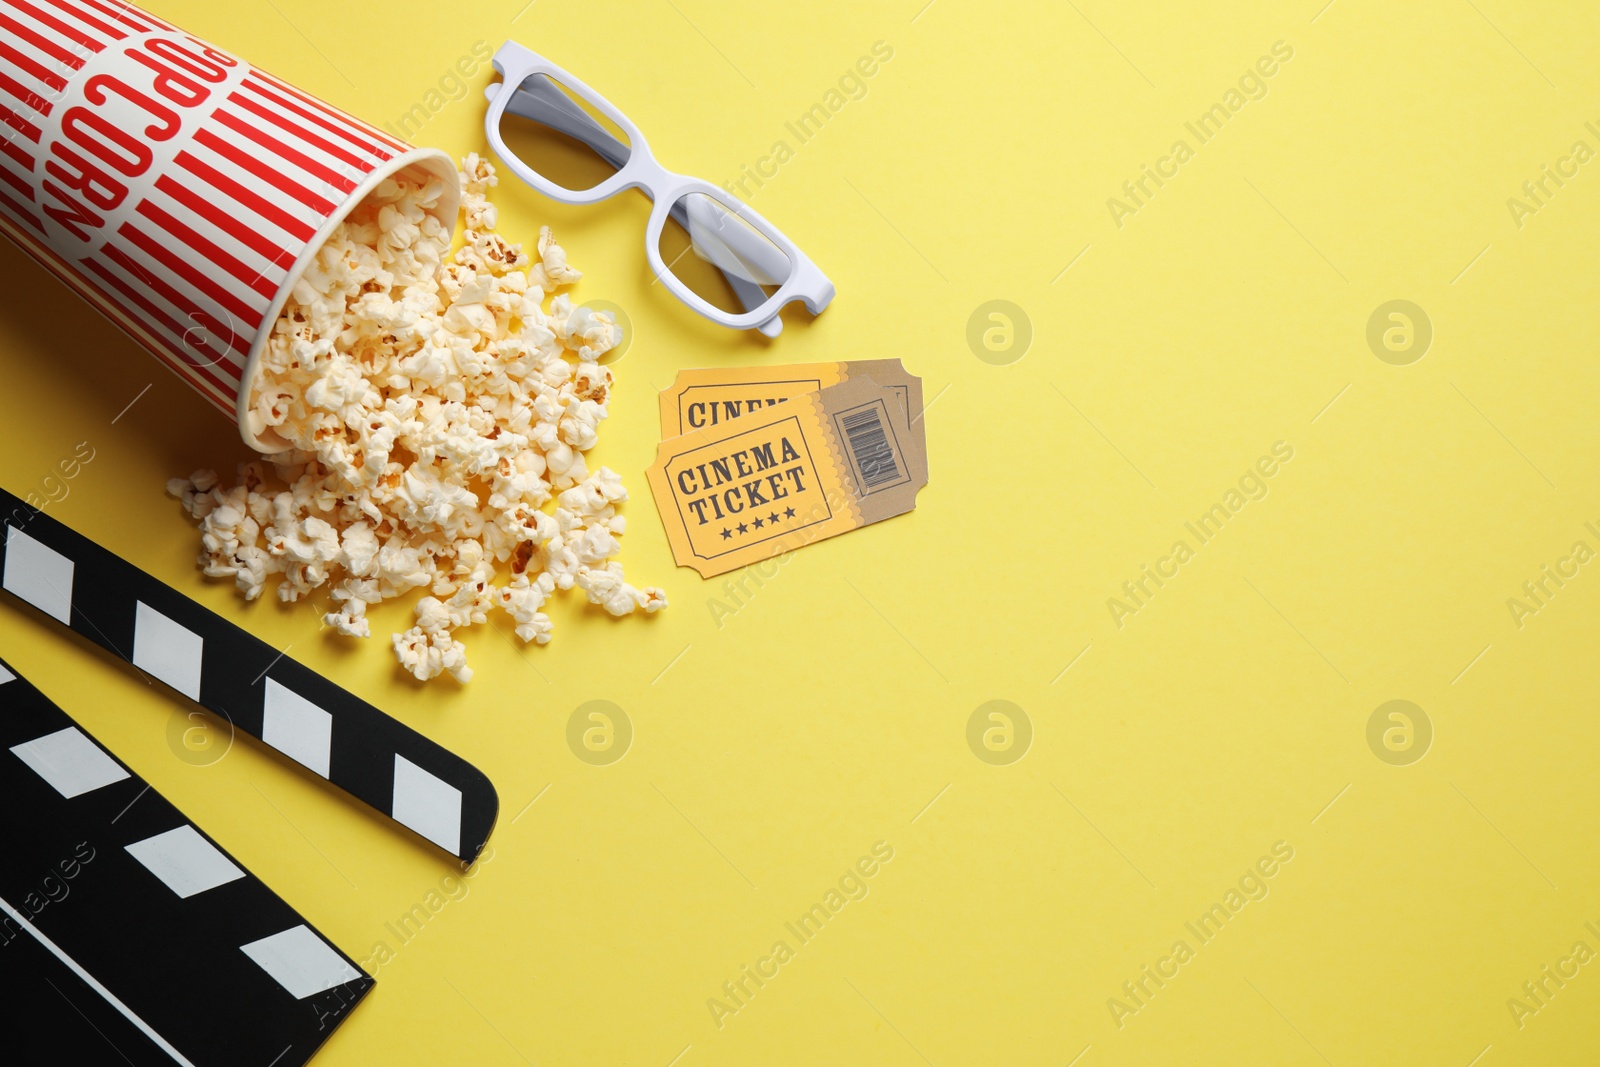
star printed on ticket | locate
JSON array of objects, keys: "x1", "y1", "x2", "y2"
[{"x1": 647, "y1": 376, "x2": 927, "y2": 577}]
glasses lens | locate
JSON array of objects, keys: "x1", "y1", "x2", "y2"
[
  {"x1": 657, "y1": 193, "x2": 793, "y2": 316},
  {"x1": 497, "y1": 73, "x2": 631, "y2": 193}
]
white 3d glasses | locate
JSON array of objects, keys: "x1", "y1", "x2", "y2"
[{"x1": 484, "y1": 42, "x2": 835, "y2": 338}]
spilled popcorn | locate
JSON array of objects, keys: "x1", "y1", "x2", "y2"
[{"x1": 168, "y1": 155, "x2": 664, "y2": 683}]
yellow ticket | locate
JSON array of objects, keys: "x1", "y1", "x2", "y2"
[
  {"x1": 647, "y1": 377, "x2": 925, "y2": 577},
  {"x1": 658, "y1": 358, "x2": 923, "y2": 447}
]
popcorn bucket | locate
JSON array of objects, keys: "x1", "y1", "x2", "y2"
[{"x1": 0, "y1": 0, "x2": 460, "y2": 450}]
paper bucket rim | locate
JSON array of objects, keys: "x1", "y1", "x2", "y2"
[{"x1": 235, "y1": 145, "x2": 462, "y2": 452}]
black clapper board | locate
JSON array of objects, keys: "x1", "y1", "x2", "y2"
[
  {"x1": 0, "y1": 656, "x2": 373, "y2": 1066},
  {"x1": 0, "y1": 488, "x2": 497, "y2": 863}
]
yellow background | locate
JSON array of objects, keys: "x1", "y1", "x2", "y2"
[{"x1": 1, "y1": 1, "x2": 1597, "y2": 1064}]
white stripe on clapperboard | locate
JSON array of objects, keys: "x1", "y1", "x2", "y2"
[{"x1": 0, "y1": 893, "x2": 197, "y2": 1067}]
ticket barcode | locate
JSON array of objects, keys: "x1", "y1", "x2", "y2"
[{"x1": 841, "y1": 407, "x2": 900, "y2": 490}]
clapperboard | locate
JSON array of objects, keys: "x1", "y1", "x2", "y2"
[
  {"x1": 0, "y1": 656, "x2": 373, "y2": 1065},
  {"x1": 0, "y1": 488, "x2": 499, "y2": 863},
  {"x1": 0, "y1": 487, "x2": 503, "y2": 1063}
]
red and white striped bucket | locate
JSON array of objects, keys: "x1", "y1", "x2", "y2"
[{"x1": 0, "y1": 0, "x2": 460, "y2": 449}]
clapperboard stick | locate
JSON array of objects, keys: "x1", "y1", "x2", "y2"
[
  {"x1": 0, "y1": 656, "x2": 373, "y2": 1067},
  {"x1": 0, "y1": 487, "x2": 498, "y2": 864}
]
